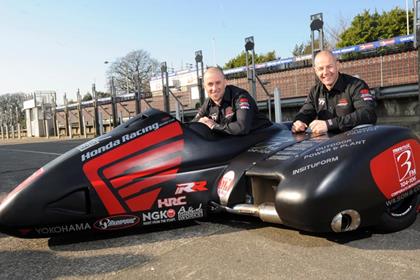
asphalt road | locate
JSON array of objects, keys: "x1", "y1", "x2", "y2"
[{"x1": 0, "y1": 138, "x2": 419, "y2": 280}]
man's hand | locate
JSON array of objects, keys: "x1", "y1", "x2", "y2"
[
  {"x1": 291, "y1": 120, "x2": 307, "y2": 133},
  {"x1": 198, "y1": 117, "x2": 216, "y2": 129},
  {"x1": 309, "y1": 120, "x2": 328, "y2": 134}
]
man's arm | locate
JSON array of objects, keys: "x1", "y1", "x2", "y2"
[
  {"x1": 192, "y1": 101, "x2": 208, "y2": 122},
  {"x1": 293, "y1": 87, "x2": 318, "y2": 130},
  {"x1": 212, "y1": 95, "x2": 254, "y2": 135},
  {"x1": 326, "y1": 81, "x2": 377, "y2": 131}
]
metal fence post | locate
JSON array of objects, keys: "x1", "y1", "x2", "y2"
[
  {"x1": 68, "y1": 122, "x2": 72, "y2": 139},
  {"x1": 83, "y1": 115, "x2": 87, "y2": 138},
  {"x1": 274, "y1": 87, "x2": 282, "y2": 123},
  {"x1": 45, "y1": 119, "x2": 49, "y2": 138},
  {"x1": 175, "y1": 102, "x2": 181, "y2": 121},
  {"x1": 98, "y1": 111, "x2": 104, "y2": 135}
]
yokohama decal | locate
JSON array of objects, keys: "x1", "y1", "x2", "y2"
[
  {"x1": 370, "y1": 139, "x2": 419, "y2": 199},
  {"x1": 83, "y1": 122, "x2": 184, "y2": 215}
]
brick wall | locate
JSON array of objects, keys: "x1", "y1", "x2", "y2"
[
  {"x1": 157, "y1": 50, "x2": 418, "y2": 110},
  {"x1": 57, "y1": 50, "x2": 419, "y2": 132}
]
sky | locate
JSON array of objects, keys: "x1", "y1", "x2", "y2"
[{"x1": 0, "y1": 0, "x2": 411, "y2": 103}]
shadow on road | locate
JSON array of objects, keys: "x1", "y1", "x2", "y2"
[
  {"x1": 44, "y1": 211, "x2": 420, "y2": 252},
  {"x1": 0, "y1": 249, "x2": 148, "y2": 279}
]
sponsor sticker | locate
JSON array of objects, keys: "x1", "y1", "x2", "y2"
[
  {"x1": 239, "y1": 98, "x2": 250, "y2": 110},
  {"x1": 94, "y1": 215, "x2": 140, "y2": 230},
  {"x1": 337, "y1": 98, "x2": 348, "y2": 107},
  {"x1": 35, "y1": 223, "x2": 91, "y2": 235},
  {"x1": 370, "y1": 140, "x2": 419, "y2": 199},
  {"x1": 393, "y1": 143, "x2": 417, "y2": 188},
  {"x1": 142, "y1": 209, "x2": 176, "y2": 225},
  {"x1": 178, "y1": 204, "x2": 204, "y2": 221},
  {"x1": 292, "y1": 156, "x2": 339, "y2": 175},
  {"x1": 158, "y1": 196, "x2": 187, "y2": 208},
  {"x1": 217, "y1": 171, "x2": 235, "y2": 198},
  {"x1": 359, "y1": 88, "x2": 374, "y2": 101},
  {"x1": 81, "y1": 122, "x2": 160, "y2": 162},
  {"x1": 210, "y1": 113, "x2": 218, "y2": 121},
  {"x1": 175, "y1": 181, "x2": 208, "y2": 194},
  {"x1": 225, "y1": 106, "x2": 234, "y2": 118}
]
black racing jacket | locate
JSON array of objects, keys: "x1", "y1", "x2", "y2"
[
  {"x1": 294, "y1": 73, "x2": 377, "y2": 132},
  {"x1": 192, "y1": 85, "x2": 271, "y2": 135}
]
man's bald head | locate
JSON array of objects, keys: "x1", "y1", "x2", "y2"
[
  {"x1": 313, "y1": 50, "x2": 339, "y2": 90},
  {"x1": 203, "y1": 66, "x2": 227, "y2": 105}
]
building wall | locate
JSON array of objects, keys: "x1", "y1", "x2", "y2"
[
  {"x1": 54, "y1": 50, "x2": 419, "y2": 135},
  {"x1": 155, "y1": 50, "x2": 418, "y2": 110}
]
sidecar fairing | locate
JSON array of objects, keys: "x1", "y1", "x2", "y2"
[{"x1": 0, "y1": 109, "x2": 418, "y2": 238}]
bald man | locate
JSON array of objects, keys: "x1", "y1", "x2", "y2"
[
  {"x1": 192, "y1": 67, "x2": 271, "y2": 135},
  {"x1": 292, "y1": 50, "x2": 377, "y2": 134}
]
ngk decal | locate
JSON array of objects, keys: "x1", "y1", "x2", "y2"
[
  {"x1": 175, "y1": 181, "x2": 207, "y2": 194},
  {"x1": 94, "y1": 215, "x2": 140, "y2": 231},
  {"x1": 158, "y1": 196, "x2": 187, "y2": 208},
  {"x1": 142, "y1": 209, "x2": 176, "y2": 225},
  {"x1": 217, "y1": 171, "x2": 235, "y2": 199},
  {"x1": 393, "y1": 143, "x2": 417, "y2": 188}
]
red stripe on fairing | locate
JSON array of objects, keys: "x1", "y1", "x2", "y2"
[
  {"x1": 103, "y1": 140, "x2": 184, "y2": 180},
  {"x1": 119, "y1": 168, "x2": 178, "y2": 198},
  {"x1": 8, "y1": 168, "x2": 44, "y2": 199},
  {"x1": 83, "y1": 122, "x2": 183, "y2": 215},
  {"x1": 110, "y1": 156, "x2": 182, "y2": 188},
  {"x1": 126, "y1": 188, "x2": 161, "y2": 212},
  {"x1": 370, "y1": 139, "x2": 419, "y2": 199}
]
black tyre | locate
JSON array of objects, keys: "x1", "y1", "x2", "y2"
[{"x1": 376, "y1": 194, "x2": 419, "y2": 232}]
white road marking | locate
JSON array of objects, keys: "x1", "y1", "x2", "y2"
[{"x1": 0, "y1": 148, "x2": 62, "y2": 156}]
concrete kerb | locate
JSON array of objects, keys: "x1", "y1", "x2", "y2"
[{"x1": 0, "y1": 136, "x2": 93, "y2": 146}]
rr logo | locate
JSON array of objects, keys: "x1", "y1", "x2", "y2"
[{"x1": 175, "y1": 181, "x2": 207, "y2": 194}]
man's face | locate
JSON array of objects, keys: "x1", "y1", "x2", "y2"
[
  {"x1": 314, "y1": 53, "x2": 339, "y2": 90},
  {"x1": 203, "y1": 70, "x2": 226, "y2": 104}
]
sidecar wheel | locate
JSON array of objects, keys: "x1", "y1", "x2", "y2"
[{"x1": 376, "y1": 194, "x2": 419, "y2": 232}]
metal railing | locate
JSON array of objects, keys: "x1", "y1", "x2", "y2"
[
  {"x1": 168, "y1": 88, "x2": 185, "y2": 122},
  {"x1": 256, "y1": 74, "x2": 274, "y2": 121}
]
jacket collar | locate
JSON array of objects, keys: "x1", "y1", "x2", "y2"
[
  {"x1": 320, "y1": 72, "x2": 345, "y2": 93},
  {"x1": 209, "y1": 85, "x2": 232, "y2": 106}
]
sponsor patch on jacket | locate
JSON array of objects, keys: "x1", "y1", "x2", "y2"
[
  {"x1": 337, "y1": 98, "x2": 349, "y2": 107},
  {"x1": 225, "y1": 106, "x2": 234, "y2": 118},
  {"x1": 318, "y1": 97, "x2": 325, "y2": 106},
  {"x1": 359, "y1": 88, "x2": 374, "y2": 101},
  {"x1": 239, "y1": 98, "x2": 250, "y2": 110}
]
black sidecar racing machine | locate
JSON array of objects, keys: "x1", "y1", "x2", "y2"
[{"x1": 0, "y1": 109, "x2": 418, "y2": 238}]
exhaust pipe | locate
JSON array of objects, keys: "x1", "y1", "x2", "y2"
[
  {"x1": 330, "y1": 209, "x2": 361, "y2": 232},
  {"x1": 221, "y1": 202, "x2": 283, "y2": 224}
]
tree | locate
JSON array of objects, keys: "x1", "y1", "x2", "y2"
[
  {"x1": 82, "y1": 92, "x2": 93, "y2": 101},
  {"x1": 224, "y1": 50, "x2": 276, "y2": 69},
  {"x1": 95, "y1": 91, "x2": 111, "y2": 99},
  {"x1": 106, "y1": 50, "x2": 159, "y2": 95},
  {"x1": 337, "y1": 7, "x2": 413, "y2": 48},
  {"x1": 0, "y1": 93, "x2": 28, "y2": 127}
]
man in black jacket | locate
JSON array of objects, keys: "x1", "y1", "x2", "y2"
[
  {"x1": 292, "y1": 50, "x2": 377, "y2": 134},
  {"x1": 193, "y1": 67, "x2": 270, "y2": 135}
]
